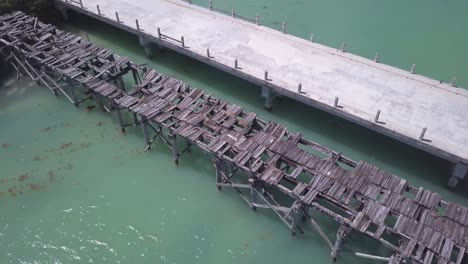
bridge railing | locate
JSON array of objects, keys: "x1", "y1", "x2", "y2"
[{"x1": 181, "y1": 0, "x2": 259, "y2": 25}]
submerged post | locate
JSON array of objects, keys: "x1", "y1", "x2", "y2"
[
  {"x1": 231, "y1": 9, "x2": 235, "y2": 18},
  {"x1": 282, "y1": 21, "x2": 286, "y2": 33},
  {"x1": 209, "y1": 0, "x2": 213, "y2": 10},
  {"x1": 310, "y1": 33, "x2": 314, "y2": 43},
  {"x1": 256, "y1": 14, "x2": 259, "y2": 25},
  {"x1": 410, "y1": 64, "x2": 416, "y2": 74}
]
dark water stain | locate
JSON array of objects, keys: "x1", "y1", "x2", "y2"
[
  {"x1": 46, "y1": 142, "x2": 91, "y2": 155},
  {"x1": 41, "y1": 126, "x2": 52, "y2": 132},
  {"x1": 48, "y1": 170, "x2": 56, "y2": 181},
  {"x1": 65, "y1": 163, "x2": 73, "y2": 170},
  {"x1": 8, "y1": 187, "x2": 16, "y2": 197},
  {"x1": 33, "y1": 155, "x2": 47, "y2": 161},
  {"x1": 18, "y1": 174, "x2": 28, "y2": 182},
  {"x1": 27, "y1": 183, "x2": 42, "y2": 191},
  {"x1": 41, "y1": 123, "x2": 72, "y2": 132},
  {"x1": 60, "y1": 142, "x2": 73, "y2": 150},
  {"x1": 257, "y1": 230, "x2": 273, "y2": 240},
  {"x1": 69, "y1": 143, "x2": 91, "y2": 153},
  {"x1": 86, "y1": 105, "x2": 96, "y2": 112}
]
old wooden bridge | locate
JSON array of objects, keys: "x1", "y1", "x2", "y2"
[{"x1": 1, "y1": 12, "x2": 467, "y2": 264}]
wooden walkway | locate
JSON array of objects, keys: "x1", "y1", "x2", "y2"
[{"x1": 1, "y1": 11, "x2": 467, "y2": 264}]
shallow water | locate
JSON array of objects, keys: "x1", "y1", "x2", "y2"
[{"x1": 1, "y1": 1, "x2": 467, "y2": 263}]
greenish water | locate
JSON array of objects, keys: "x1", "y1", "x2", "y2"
[{"x1": 1, "y1": 1, "x2": 468, "y2": 263}]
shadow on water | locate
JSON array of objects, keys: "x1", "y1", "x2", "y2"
[{"x1": 59, "y1": 11, "x2": 468, "y2": 201}]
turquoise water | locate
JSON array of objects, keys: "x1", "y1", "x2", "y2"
[{"x1": 1, "y1": 1, "x2": 468, "y2": 263}]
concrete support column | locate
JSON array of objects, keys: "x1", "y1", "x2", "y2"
[
  {"x1": 56, "y1": 5, "x2": 69, "y2": 21},
  {"x1": 261, "y1": 86, "x2": 275, "y2": 111},
  {"x1": 139, "y1": 35, "x2": 153, "y2": 58},
  {"x1": 448, "y1": 162, "x2": 468, "y2": 188}
]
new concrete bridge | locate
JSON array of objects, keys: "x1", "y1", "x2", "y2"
[{"x1": 55, "y1": 0, "x2": 468, "y2": 186}]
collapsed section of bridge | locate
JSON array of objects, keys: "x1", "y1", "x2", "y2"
[{"x1": 1, "y1": 11, "x2": 467, "y2": 264}]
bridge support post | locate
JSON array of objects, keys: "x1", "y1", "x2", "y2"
[
  {"x1": 331, "y1": 224, "x2": 352, "y2": 263},
  {"x1": 261, "y1": 86, "x2": 277, "y2": 111},
  {"x1": 169, "y1": 132, "x2": 179, "y2": 165},
  {"x1": 138, "y1": 115, "x2": 151, "y2": 149},
  {"x1": 290, "y1": 203, "x2": 303, "y2": 236},
  {"x1": 139, "y1": 36, "x2": 153, "y2": 58},
  {"x1": 448, "y1": 162, "x2": 468, "y2": 188},
  {"x1": 213, "y1": 158, "x2": 225, "y2": 190},
  {"x1": 115, "y1": 107, "x2": 125, "y2": 132},
  {"x1": 66, "y1": 78, "x2": 78, "y2": 106},
  {"x1": 248, "y1": 178, "x2": 258, "y2": 210},
  {"x1": 91, "y1": 93, "x2": 105, "y2": 112}
]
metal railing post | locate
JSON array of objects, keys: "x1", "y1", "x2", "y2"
[{"x1": 136, "y1": 19, "x2": 140, "y2": 31}]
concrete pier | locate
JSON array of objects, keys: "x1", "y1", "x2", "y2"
[{"x1": 56, "y1": 0, "x2": 468, "y2": 185}]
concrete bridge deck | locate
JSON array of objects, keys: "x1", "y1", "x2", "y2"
[{"x1": 56, "y1": 0, "x2": 468, "y2": 185}]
